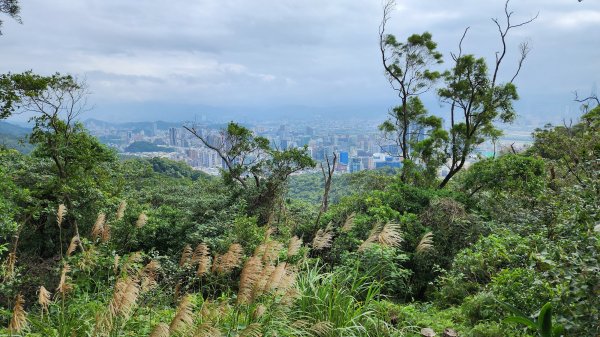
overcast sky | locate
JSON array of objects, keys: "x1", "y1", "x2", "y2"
[{"x1": 1, "y1": 0, "x2": 599, "y2": 123}]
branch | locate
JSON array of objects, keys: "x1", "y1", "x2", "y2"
[{"x1": 491, "y1": 0, "x2": 538, "y2": 86}]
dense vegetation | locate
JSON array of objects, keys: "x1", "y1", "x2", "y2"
[
  {"x1": 124, "y1": 141, "x2": 176, "y2": 154},
  {"x1": 1, "y1": 1, "x2": 599, "y2": 336},
  {"x1": 1, "y1": 101, "x2": 599, "y2": 336}
]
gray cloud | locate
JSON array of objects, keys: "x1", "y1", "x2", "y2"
[{"x1": 1, "y1": 0, "x2": 598, "y2": 123}]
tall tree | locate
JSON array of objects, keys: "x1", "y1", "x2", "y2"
[
  {"x1": 378, "y1": 0, "x2": 446, "y2": 183},
  {"x1": 10, "y1": 72, "x2": 118, "y2": 245},
  {"x1": 437, "y1": 1, "x2": 536, "y2": 188},
  {"x1": 185, "y1": 122, "x2": 315, "y2": 224}
]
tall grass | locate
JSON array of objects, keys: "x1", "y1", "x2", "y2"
[{"x1": 294, "y1": 262, "x2": 392, "y2": 336}]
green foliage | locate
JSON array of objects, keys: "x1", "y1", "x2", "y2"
[
  {"x1": 491, "y1": 268, "x2": 554, "y2": 315},
  {"x1": 124, "y1": 140, "x2": 175, "y2": 153},
  {"x1": 0, "y1": 0, "x2": 20, "y2": 35},
  {"x1": 337, "y1": 245, "x2": 412, "y2": 300},
  {"x1": 502, "y1": 302, "x2": 564, "y2": 337},
  {"x1": 461, "y1": 154, "x2": 546, "y2": 197}
]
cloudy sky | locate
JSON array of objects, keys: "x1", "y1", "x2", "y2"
[{"x1": 1, "y1": 0, "x2": 599, "y2": 123}]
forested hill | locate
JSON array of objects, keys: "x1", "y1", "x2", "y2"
[
  {"x1": 0, "y1": 121, "x2": 32, "y2": 153},
  {"x1": 1, "y1": 105, "x2": 598, "y2": 336}
]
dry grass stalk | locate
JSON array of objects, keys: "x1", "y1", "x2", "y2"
[
  {"x1": 179, "y1": 244, "x2": 193, "y2": 267},
  {"x1": 264, "y1": 226, "x2": 275, "y2": 240},
  {"x1": 251, "y1": 264, "x2": 274, "y2": 301},
  {"x1": 148, "y1": 323, "x2": 170, "y2": 337},
  {"x1": 416, "y1": 232, "x2": 434, "y2": 253},
  {"x1": 57, "y1": 204, "x2": 67, "y2": 227},
  {"x1": 191, "y1": 243, "x2": 210, "y2": 265},
  {"x1": 5, "y1": 251, "x2": 16, "y2": 279},
  {"x1": 56, "y1": 264, "x2": 72, "y2": 295},
  {"x1": 310, "y1": 321, "x2": 334, "y2": 337},
  {"x1": 287, "y1": 236, "x2": 302, "y2": 257},
  {"x1": 101, "y1": 221, "x2": 111, "y2": 243},
  {"x1": 169, "y1": 295, "x2": 195, "y2": 334},
  {"x1": 278, "y1": 269, "x2": 297, "y2": 292},
  {"x1": 116, "y1": 200, "x2": 127, "y2": 221},
  {"x1": 311, "y1": 229, "x2": 333, "y2": 251},
  {"x1": 91, "y1": 212, "x2": 106, "y2": 239},
  {"x1": 341, "y1": 212, "x2": 356, "y2": 232},
  {"x1": 210, "y1": 254, "x2": 220, "y2": 273},
  {"x1": 38, "y1": 286, "x2": 51, "y2": 315},
  {"x1": 141, "y1": 260, "x2": 160, "y2": 292},
  {"x1": 8, "y1": 294, "x2": 27, "y2": 333},
  {"x1": 265, "y1": 263, "x2": 287, "y2": 292},
  {"x1": 194, "y1": 323, "x2": 222, "y2": 337},
  {"x1": 108, "y1": 277, "x2": 140, "y2": 320},
  {"x1": 193, "y1": 244, "x2": 212, "y2": 276},
  {"x1": 261, "y1": 241, "x2": 282, "y2": 264},
  {"x1": 66, "y1": 235, "x2": 81, "y2": 256},
  {"x1": 253, "y1": 304, "x2": 267, "y2": 319},
  {"x1": 197, "y1": 254, "x2": 212, "y2": 277},
  {"x1": 237, "y1": 256, "x2": 263, "y2": 304},
  {"x1": 113, "y1": 254, "x2": 120, "y2": 273},
  {"x1": 291, "y1": 319, "x2": 311, "y2": 330},
  {"x1": 359, "y1": 223, "x2": 403, "y2": 251},
  {"x1": 216, "y1": 243, "x2": 243, "y2": 274},
  {"x1": 135, "y1": 212, "x2": 148, "y2": 228},
  {"x1": 239, "y1": 323, "x2": 262, "y2": 337},
  {"x1": 280, "y1": 287, "x2": 300, "y2": 307},
  {"x1": 378, "y1": 223, "x2": 403, "y2": 247}
]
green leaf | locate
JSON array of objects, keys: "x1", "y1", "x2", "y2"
[
  {"x1": 538, "y1": 302, "x2": 553, "y2": 337},
  {"x1": 503, "y1": 316, "x2": 538, "y2": 330}
]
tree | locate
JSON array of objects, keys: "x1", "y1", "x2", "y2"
[
  {"x1": 437, "y1": 1, "x2": 537, "y2": 188},
  {"x1": 315, "y1": 152, "x2": 336, "y2": 225},
  {"x1": 184, "y1": 122, "x2": 315, "y2": 224},
  {"x1": 378, "y1": 0, "x2": 446, "y2": 182},
  {"x1": 0, "y1": 0, "x2": 20, "y2": 34},
  {"x1": 10, "y1": 72, "x2": 119, "y2": 245},
  {"x1": 1, "y1": 72, "x2": 48, "y2": 120}
]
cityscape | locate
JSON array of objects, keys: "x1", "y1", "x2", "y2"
[{"x1": 84, "y1": 117, "x2": 534, "y2": 177}]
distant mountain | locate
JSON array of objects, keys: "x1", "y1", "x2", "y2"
[
  {"x1": 0, "y1": 121, "x2": 32, "y2": 153},
  {"x1": 0, "y1": 121, "x2": 30, "y2": 136}
]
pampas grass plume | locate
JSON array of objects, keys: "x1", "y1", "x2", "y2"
[
  {"x1": 149, "y1": 323, "x2": 170, "y2": 337},
  {"x1": 169, "y1": 295, "x2": 195, "y2": 334},
  {"x1": 38, "y1": 286, "x2": 51, "y2": 315},
  {"x1": 116, "y1": 200, "x2": 127, "y2": 221},
  {"x1": 312, "y1": 229, "x2": 333, "y2": 251},
  {"x1": 66, "y1": 235, "x2": 80, "y2": 256},
  {"x1": 416, "y1": 232, "x2": 434, "y2": 253},
  {"x1": 287, "y1": 236, "x2": 302, "y2": 257},
  {"x1": 57, "y1": 204, "x2": 67, "y2": 227},
  {"x1": 135, "y1": 212, "x2": 148, "y2": 228},
  {"x1": 9, "y1": 294, "x2": 27, "y2": 333},
  {"x1": 91, "y1": 212, "x2": 106, "y2": 239}
]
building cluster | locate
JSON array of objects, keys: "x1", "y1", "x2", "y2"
[
  {"x1": 86, "y1": 118, "x2": 530, "y2": 176},
  {"x1": 86, "y1": 119, "x2": 405, "y2": 175}
]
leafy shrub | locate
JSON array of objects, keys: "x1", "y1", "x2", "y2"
[{"x1": 490, "y1": 268, "x2": 554, "y2": 315}]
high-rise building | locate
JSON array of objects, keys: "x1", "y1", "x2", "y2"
[
  {"x1": 169, "y1": 127, "x2": 178, "y2": 146},
  {"x1": 349, "y1": 157, "x2": 363, "y2": 173},
  {"x1": 339, "y1": 151, "x2": 349, "y2": 165}
]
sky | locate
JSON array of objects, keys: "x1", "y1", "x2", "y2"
[{"x1": 1, "y1": 0, "x2": 599, "y2": 124}]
